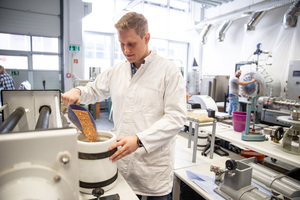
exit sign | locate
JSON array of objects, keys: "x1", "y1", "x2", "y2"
[
  {"x1": 69, "y1": 45, "x2": 80, "y2": 52},
  {"x1": 9, "y1": 71, "x2": 19, "y2": 76}
]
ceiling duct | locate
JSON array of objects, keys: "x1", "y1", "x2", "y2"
[
  {"x1": 200, "y1": 24, "x2": 213, "y2": 44},
  {"x1": 84, "y1": 2, "x2": 92, "y2": 17},
  {"x1": 245, "y1": 11, "x2": 266, "y2": 31},
  {"x1": 217, "y1": 20, "x2": 233, "y2": 42},
  {"x1": 283, "y1": 0, "x2": 300, "y2": 28}
]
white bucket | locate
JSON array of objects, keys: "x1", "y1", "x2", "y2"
[
  {"x1": 197, "y1": 131, "x2": 208, "y2": 150},
  {"x1": 77, "y1": 131, "x2": 118, "y2": 194}
]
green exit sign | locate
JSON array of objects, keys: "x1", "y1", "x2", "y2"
[
  {"x1": 9, "y1": 71, "x2": 19, "y2": 76},
  {"x1": 69, "y1": 45, "x2": 80, "y2": 52}
]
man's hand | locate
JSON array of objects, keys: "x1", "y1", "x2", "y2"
[
  {"x1": 109, "y1": 136, "x2": 140, "y2": 162},
  {"x1": 61, "y1": 88, "x2": 81, "y2": 107}
]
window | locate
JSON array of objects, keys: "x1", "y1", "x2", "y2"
[
  {"x1": 0, "y1": 33, "x2": 60, "y2": 71},
  {"x1": 169, "y1": 42, "x2": 188, "y2": 75},
  {"x1": 149, "y1": 38, "x2": 188, "y2": 76},
  {"x1": 144, "y1": 1, "x2": 168, "y2": 39},
  {"x1": 0, "y1": 55, "x2": 28, "y2": 70},
  {"x1": 0, "y1": 33, "x2": 30, "y2": 51},
  {"x1": 114, "y1": 34, "x2": 125, "y2": 64},
  {"x1": 169, "y1": 0, "x2": 191, "y2": 42},
  {"x1": 32, "y1": 36, "x2": 59, "y2": 53},
  {"x1": 32, "y1": 55, "x2": 59, "y2": 70},
  {"x1": 84, "y1": 32, "x2": 113, "y2": 79},
  {"x1": 149, "y1": 38, "x2": 168, "y2": 58},
  {"x1": 83, "y1": 0, "x2": 191, "y2": 79}
]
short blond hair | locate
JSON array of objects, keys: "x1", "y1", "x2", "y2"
[
  {"x1": 0, "y1": 65, "x2": 6, "y2": 74},
  {"x1": 115, "y1": 12, "x2": 148, "y2": 38}
]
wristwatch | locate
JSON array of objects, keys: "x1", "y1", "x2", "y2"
[{"x1": 137, "y1": 137, "x2": 143, "y2": 147}]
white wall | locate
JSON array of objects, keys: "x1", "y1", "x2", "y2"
[
  {"x1": 196, "y1": 2, "x2": 300, "y2": 97},
  {"x1": 63, "y1": 0, "x2": 85, "y2": 92}
]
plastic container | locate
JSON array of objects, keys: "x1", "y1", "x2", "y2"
[
  {"x1": 232, "y1": 112, "x2": 252, "y2": 132},
  {"x1": 241, "y1": 150, "x2": 265, "y2": 164}
]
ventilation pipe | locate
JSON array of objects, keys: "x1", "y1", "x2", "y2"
[
  {"x1": 217, "y1": 20, "x2": 233, "y2": 42},
  {"x1": 200, "y1": 24, "x2": 213, "y2": 44},
  {"x1": 283, "y1": 0, "x2": 300, "y2": 28},
  {"x1": 84, "y1": 2, "x2": 92, "y2": 17},
  {"x1": 245, "y1": 11, "x2": 266, "y2": 31}
]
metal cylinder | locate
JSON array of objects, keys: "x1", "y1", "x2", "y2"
[
  {"x1": 0, "y1": 107, "x2": 25, "y2": 133},
  {"x1": 35, "y1": 106, "x2": 51, "y2": 130}
]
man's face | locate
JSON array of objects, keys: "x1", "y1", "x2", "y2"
[
  {"x1": 236, "y1": 70, "x2": 242, "y2": 78},
  {"x1": 118, "y1": 29, "x2": 149, "y2": 65}
]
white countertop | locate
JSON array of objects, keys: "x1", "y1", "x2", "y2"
[
  {"x1": 196, "y1": 122, "x2": 300, "y2": 168},
  {"x1": 80, "y1": 172, "x2": 139, "y2": 200},
  {"x1": 173, "y1": 132, "x2": 243, "y2": 200}
]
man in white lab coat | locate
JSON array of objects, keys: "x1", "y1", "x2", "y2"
[{"x1": 62, "y1": 12, "x2": 186, "y2": 200}]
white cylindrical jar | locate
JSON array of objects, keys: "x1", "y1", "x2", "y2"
[
  {"x1": 197, "y1": 131, "x2": 209, "y2": 150},
  {"x1": 77, "y1": 131, "x2": 117, "y2": 194}
]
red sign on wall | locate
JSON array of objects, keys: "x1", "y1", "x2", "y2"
[{"x1": 74, "y1": 59, "x2": 78, "y2": 64}]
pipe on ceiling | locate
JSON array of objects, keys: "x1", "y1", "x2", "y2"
[
  {"x1": 200, "y1": 24, "x2": 213, "y2": 44},
  {"x1": 217, "y1": 20, "x2": 233, "y2": 41},
  {"x1": 283, "y1": 0, "x2": 300, "y2": 28},
  {"x1": 245, "y1": 11, "x2": 266, "y2": 31}
]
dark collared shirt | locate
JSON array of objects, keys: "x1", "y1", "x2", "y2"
[
  {"x1": 131, "y1": 63, "x2": 137, "y2": 77},
  {"x1": 0, "y1": 73, "x2": 15, "y2": 90}
]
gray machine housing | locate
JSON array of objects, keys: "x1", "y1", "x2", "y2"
[
  {"x1": 286, "y1": 60, "x2": 300, "y2": 102},
  {"x1": 257, "y1": 96, "x2": 300, "y2": 126},
  {"x1": 201, "y1": 75, "x2": 230, "y2": 102},
  {"x1": 1, "y1": 90, "x2": 62, "y2": 132},
  {"x1": 215, "y1": 157, "x2": 300, "y2": 200}
]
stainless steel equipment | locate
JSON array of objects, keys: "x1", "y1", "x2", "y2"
[
  {"x1": 187, "y1": 70, "x2": 200, "y2": 95},
  {"x1": 0, "y1": 128, "x2": 80, "y2": 200},
  {"x1": 89, "y1": 67, "x2": 101, "y2": 81},
  {"x1": 242, "y1": 158, "x2": 300, "y2": 199},
  {"x1": 201, "y1": 75, "x2": 230, "y2": 102},
  {"x1": 239, "y1": 64, "x2": 281, "y2": 98},
  {"x1": 257, "y1": 96, "x2": 300, "y2": 126},
  {"x1": 277, "y1": 115, "x2": 300, "y2": 155},
  {"x1": 237, "y1": 44, "x2": 281, "y2": 98},
  {"x1": 0, "y1": 90, "x2": 62, "y2": 132},
  {"x1": 287, "y1": 60, "x2": 300, "y2": 102},
  {"x1": 213, "y1": 159, "x2": 273, "y2": 200},
  {"x1": 212, "y1": 157, "x2": 300, "y2": 200}
]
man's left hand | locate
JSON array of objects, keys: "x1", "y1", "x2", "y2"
[{"x1": 109, "y1": 136, "x2": 139, "y2": 162}]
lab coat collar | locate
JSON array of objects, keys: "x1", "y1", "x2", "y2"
[{"x1": 144, "y1": 50, "x2": 156, "y2": 64}]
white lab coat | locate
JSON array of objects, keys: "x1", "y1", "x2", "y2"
[{"x1": 79, "y1": 51, "x2": 187, "y2": 196}]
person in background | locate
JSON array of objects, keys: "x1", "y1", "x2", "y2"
[
  {"x1": 0, "y1": 65, "x2": 15, "y2": 90},
  {"x1": 228, "y1": 69, "x2": 256, "y2": 115},
  {"x1": 62, "y1": 12, "x2": 186, "y2": 200}
]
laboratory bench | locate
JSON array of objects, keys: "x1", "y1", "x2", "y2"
[
  {"x1": 173, "y1": 118, "x2": 300, "y2": 200},
  {"x1": 173, "y1": 131, "x2": 243, "y2": 200},
  {"x1": 196, "y1": 122, "x2": 300, "y2": 168}
]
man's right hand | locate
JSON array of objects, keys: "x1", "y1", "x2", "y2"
[{"x1": 61, "y1": 88, "x2": 81, "y2": 107}]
